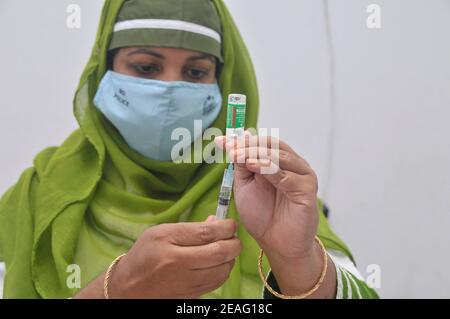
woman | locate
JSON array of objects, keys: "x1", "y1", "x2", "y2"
[{"x1": 0, "y1": 0, "x2": 378, "y2": 299}]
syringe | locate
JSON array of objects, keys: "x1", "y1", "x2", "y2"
[
  {"x1": 215, "y1": 162, "x2": 235, "y2": 220},
  {"x1": 215, "y1": 94, "x2": 246, "y2": 220}
]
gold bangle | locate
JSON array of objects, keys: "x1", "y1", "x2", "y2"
[
  {"x1": 258, "y1": 236, "x2": 328, "y2": 299},
  {"x1": 104, "y1": 253, "x2": 126, "y2": 299}
]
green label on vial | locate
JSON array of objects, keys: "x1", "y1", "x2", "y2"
[{"x1": 226, "y1": 104, "x2": 246, "y2": 129}]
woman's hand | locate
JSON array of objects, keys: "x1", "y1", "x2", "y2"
[
  {"x1": 75, "y1": 217, "x2": 241, "y2": 299},
  {"x1": 215, "y1": 133, "x2": 336, "y2": 298},
  {"x1": 215, "y1": 133, "x2": 318, "y2": 260}
]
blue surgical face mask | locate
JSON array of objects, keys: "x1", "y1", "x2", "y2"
[{"x1": 93, "y1": 71, "x2": 222, "y2": 161}]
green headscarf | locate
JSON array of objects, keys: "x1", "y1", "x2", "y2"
[
  {"x1": 109, "y1": 0, "x2": 224, "y2": 62},
  {"x1": 0, "y1": 0, "x2": 351, "y2": 299}
]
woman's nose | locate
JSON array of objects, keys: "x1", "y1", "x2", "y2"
[{"x1": 156, "y1": 69, "x2": 183, "y2": 82}]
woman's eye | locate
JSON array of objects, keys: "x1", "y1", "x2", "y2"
[
  {"x1": 133, "y1": 64, "x2": 160, "y2": 75},
  {"x1": 186, "y1": 68, "x2": 208, "y2": 80}
]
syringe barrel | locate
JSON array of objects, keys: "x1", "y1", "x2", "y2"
[
  {"x1": 215, "y1": 204, "x2": 229, "y2": 220},
  {"x1": 217, "y1": 186, "x2": 232, "y2": 205}
]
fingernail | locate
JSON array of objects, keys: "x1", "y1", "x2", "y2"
[{"x1": 247, "y1": 158, "x2": 258, "y2": 165}]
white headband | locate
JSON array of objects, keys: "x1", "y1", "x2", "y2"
[{"x1": 114, "y1": 19, "x2": 222, "y2": 44}]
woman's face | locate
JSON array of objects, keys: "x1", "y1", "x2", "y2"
[{"x1": 112, "y1": 47, "x2": 218, "y2": 84}]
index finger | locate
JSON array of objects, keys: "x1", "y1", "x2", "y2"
[{"x1": 215, "y1": 133, "x2": 297, "y2": 156}]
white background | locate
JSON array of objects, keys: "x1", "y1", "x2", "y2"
[{"x1": 0, "y1": 0, "x2": 449, "y2": 298}]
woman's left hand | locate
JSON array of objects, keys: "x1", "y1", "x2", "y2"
[{"x1": 215, "y1": 132, "x2": 319, "y2": 262}]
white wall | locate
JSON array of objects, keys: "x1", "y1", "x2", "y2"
[{"x1": 1, "y1": 0, "x2": 449, "y2": 298}]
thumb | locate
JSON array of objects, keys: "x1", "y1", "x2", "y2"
[{"x1": 232, "y1": 161, "x2": 254, "y2": 187}]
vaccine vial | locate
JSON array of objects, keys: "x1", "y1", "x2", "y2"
[{"x1": 226, "y1": 94, "x2": 247, "y2": 142}]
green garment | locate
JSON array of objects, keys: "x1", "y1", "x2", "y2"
[{"x1": 0, "y1": 0, "x2": 352, "y2": 299}]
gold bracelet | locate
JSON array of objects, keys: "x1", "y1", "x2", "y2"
[
  {"x1": 104, "y1": 253, "x2": 126, "y2": 299},
  {"x1": 258, "y1": 236, "x2": 328, "y2": 299}
]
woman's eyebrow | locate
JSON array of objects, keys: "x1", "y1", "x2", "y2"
[
  {"x1": 187, "y1": 54, "x2": 215, "y2": 63},
  {"x1": 127, "y1": 48, "x2": 165, "y2": 59}
]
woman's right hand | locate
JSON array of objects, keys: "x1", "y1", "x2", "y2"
[{"x1": 105, "y1": 216, "x2": 240, "y2": 298}]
